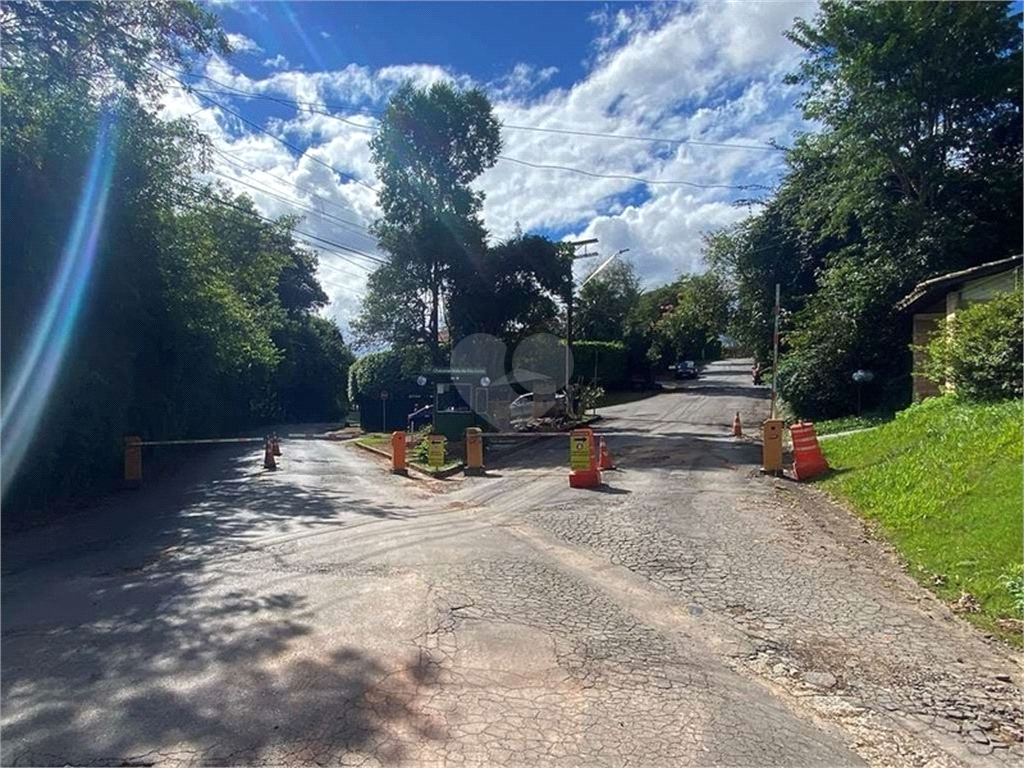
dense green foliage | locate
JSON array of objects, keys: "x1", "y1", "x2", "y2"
[
  {"x1": 347, "y1": 348, "x2": 430, "y2": 404},
  {"x1": 357, "y1": 82, "x2": 503, "y2": 360},
  {"x1": 571, "y1": 341, "x2": 629, "y2": 387},
  {"x1": 708, "y1": 1, "x2": 1022, "y2": 418},
  {"x1": 1, "y1": 2, "x2": 352, "y2": 512},
  {"x1": 923, "y1": 288, "x2": 1024, "y2": 402},
  {"x1": 820, "y1": 396, "x2": 1024, "y2": 642},
  {"x1": 575, "y1": 260, "x2": 641, "y2": 342}
]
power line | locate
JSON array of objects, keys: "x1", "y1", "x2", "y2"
[
  {"x1": 164, "y1": 78, "x2": 380, "y2": 193},
  {"x1": 177, "y1": 182, "x2": 388, "y2": 269},
  {"x1": 210, "y1": 147, "x2": 372, "y2": 228},
  {"x1": 176, "y1": 70, "x2": 783, "y2": 152},
  {"x1": 496, "y1": 155, "x2": 764, "y2": 190},
  {"x1": 207, "y1": 167, "x2": 378, "y2": 243},
  {"x1": 501, "y1": 122, "x2": 782, "y2": 152}
]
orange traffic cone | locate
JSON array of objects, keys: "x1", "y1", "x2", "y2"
[
  {"x1": 598, "y1": 438, "x2": 615, "y2": 470},
  {"x1": 732, "y1": 412, "x2": 743, "y2": 437},
  {"x1": 263, "y1": 437, "x2": 277, "y2": 470},
  {"x1": 272, "y1": 432, "x2": 281, "y2": 456}
]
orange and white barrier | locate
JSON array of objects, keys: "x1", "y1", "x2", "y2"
[{"x1": 790, "y1": 421, "x2": 829, "y2": 480}]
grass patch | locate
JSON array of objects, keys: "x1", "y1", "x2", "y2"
[
  {"x1": 818, "y1": 396, "x2": 1023, "y2": 645},
  {"x1": 355, "y1": 433, "x2": 391, "y2": 452},
  {"x1": 813, "y1": 411, "x2": 894, "y2": 436}
]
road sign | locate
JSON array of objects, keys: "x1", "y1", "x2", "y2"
[
  {"x1": 427, "y1": 435, "x2": 446, "y2": 468},
  {"x1": 380, "y1": 390, "x2": 389, "y2": 400},
  {"x1": 570, "y1": 430, "x2": 592, "y2": 471}
]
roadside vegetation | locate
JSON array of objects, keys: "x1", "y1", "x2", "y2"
[
  {"x1": 812, "y1": 413, "x2": 894, "y2": 437},
  {"x1": 2, "y1": 3, "x2": 353, "y2": 519},
  {"x1": 819, "y1": 396, "x2": 1023, "y2": 645}
]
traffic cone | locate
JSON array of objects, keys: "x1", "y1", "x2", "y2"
[
  {"x1": 732, "y1": 412, "x2": 743, "y2": 437},
  {"x1": 272, "y1": 432, "x2": 281, "y2": 456},
  {"x1": 598, "y1": 438, "x2": 615, "y2": 470},
  {"x1": 263, "y1": 437, "x2": 277, "y2": 470}
]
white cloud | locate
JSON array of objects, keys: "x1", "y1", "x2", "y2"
[
  {"x1": 226, "y1": 32, "x2": 261, "y2": 54},
  {"x1": 263, "y1": 53, "x2": 290, "y2": 70},
  {"x1": 161, "y1": 1, "x2": 818, "y2": 336}
]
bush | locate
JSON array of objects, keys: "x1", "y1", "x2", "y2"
[
  {"x1": 922, "y1": 288, "x2": 1023, "y2": 402},
  {"x1": 571, "y1": 340, "x2": 628, "y2": 387},
  {"x1": 347, "y1": 346, "x2": 431, "y2": 403}
]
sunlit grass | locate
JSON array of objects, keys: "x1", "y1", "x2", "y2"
[
  {"x1": 813, "y1": 411, "x2": 894, "y2": 436},
  {"x1": 819, "y1": 396, "x2": 1023, "y2": 645}
]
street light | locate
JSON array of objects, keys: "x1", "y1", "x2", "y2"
[{"x1": 565, "y1": 248, "x2": 630, "y2": 416}]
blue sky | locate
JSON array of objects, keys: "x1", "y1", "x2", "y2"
[{"x1": 164, "y1": 1, "x2": 823, "y2": 339}]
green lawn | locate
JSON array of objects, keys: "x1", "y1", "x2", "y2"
[
  {"x1": 355, "y1": 433, "x2": 392, "y2": 451},
  {"x1": 812, "y1": 411, "x2": 894, "y2": 436},
  {"x1": 818, "y1": 396, "x2": 1023, "y2": 644}
]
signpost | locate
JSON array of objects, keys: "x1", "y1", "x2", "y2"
[
  {"x1": 427, "y1": 435, "x2": 446, "y2": 468},
  {"x1": 380, "y1": 389, "x2": 389, "y2": 431}
]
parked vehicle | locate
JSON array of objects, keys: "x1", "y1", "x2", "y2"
[
  {"x1": 674, "y1": 360, "x2": 699, "y2": 380},
  {"x1": 509, "y1": 392, "x2": 567, "y2": 422}
]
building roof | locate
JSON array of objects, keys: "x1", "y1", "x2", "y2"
[{"x1": 895, "y1": 254, "x2": 1023, "y2": 314}]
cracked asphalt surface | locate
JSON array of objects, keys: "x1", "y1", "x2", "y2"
[{"x1": 3, "y1": 359, "x2": 1021, "y2": 767}]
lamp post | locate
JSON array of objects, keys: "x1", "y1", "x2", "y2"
[{"x1": 565, "y1": 247, "x2": 630, "y2": 417}]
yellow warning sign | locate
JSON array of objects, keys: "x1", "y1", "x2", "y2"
[
  {"x1": 427, "y1": 435, "x2": 446, "y2": 468},
  {"x1": 570, "y1": 430, "x2": 592, "y2": 471}
]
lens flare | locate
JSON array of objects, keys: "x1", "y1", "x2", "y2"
[{"x1": 1, "y1": 109, "x2": 120, "y2": 497}]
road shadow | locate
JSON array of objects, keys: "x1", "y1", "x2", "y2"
[{"x1": 2, "y1": 441, "x2": 439, "y2": 764}]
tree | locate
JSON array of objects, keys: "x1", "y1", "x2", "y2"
[
  {"x1": 574, "y1": 260, "x2": 641, "y2": 342},
  {"x1": 362, "y1": 82, "x2": 501, "y2": 359},
  {"x1": 706, "y1": 1, "x2": 1022, "y2": 418},
  {"x1": 648, "y1": 272, "x2": 731, "y2": 365},
  {"x1": 447, "y1": 233, "x2": 571, "y2": 346},
  {"x1": 0, "y1": 0, "x2": 229, "y2": 97}
]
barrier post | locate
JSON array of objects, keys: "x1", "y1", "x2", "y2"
[
  {"x1": 465, "y1": 427, "x2": 484, "y2": 476},
  {"x1": 761, "y1": 419, "x2": 784, "y2": 474},
  {"x1": 124, "y1": 436, "x2": 142, "y2": 483},
  {"x1": 391, "y1": 431, "x2": 407, "y2": 474}
]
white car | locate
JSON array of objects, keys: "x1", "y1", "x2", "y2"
[{"x1": 509, "y1": 392, "x2": 567, "y2": 422}]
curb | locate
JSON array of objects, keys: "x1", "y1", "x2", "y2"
[{"x1": 351, "y1": 440, "x2": 465, "y2": 479}]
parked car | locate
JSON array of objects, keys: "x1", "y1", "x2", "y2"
[
  {"x1": 674, "y1": 360, "x2": 699, "y2": 380},
  {"x1": 509, "y1": 392, "x2": 567, "y2": 422},
  {"x1": 407, "y1": 404, "x2": 433, "y2": 431}
]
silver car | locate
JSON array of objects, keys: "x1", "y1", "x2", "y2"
[{"x1": 509, "y1": 392, "x2": 567, "y2": 422}]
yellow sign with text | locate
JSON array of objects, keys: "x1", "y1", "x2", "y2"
[
  {"x1": 570, "y1": 430, "x2": 592, "y2": 471},
  {"x1": 427, "y1": 435, "x2": 446, "y2": 468}
]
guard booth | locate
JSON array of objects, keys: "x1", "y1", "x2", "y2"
[{"x1": 420, "y1": 367, "x2": 494, "y2": 441}]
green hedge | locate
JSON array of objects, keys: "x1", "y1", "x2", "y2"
[
  {"x1": 347, "y1": 346, "x2": 431, "y2": 403},
  {"x1": 571, "y1": 341, "x2": 628, "y2": 387}
]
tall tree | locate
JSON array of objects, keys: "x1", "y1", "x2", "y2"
[
  {"x1": 574, "y1": 260, "x2": 641, "y2": 342},
  {"x1": 363, "y1": 82, "x2": 501, "y2": 359}
]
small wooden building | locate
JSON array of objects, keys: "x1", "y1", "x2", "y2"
[{"x1": 896, "y1": 254, "x2": 1022, "y2": 401}]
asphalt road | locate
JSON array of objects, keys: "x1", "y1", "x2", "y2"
[{"x1": 2, "y1": 359, "x2": 1021, "y2": 767}]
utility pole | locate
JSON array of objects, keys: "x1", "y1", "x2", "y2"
[{"x1": 563, "y1": 239, "x2": 599, "y2": 416}]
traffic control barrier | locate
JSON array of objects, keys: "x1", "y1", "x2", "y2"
[
  {"x1": 271, "y1": 432, "x2": 281, "y2": 456},
  {"x1": 124, "y1": 436, "x2": 142, "y2": 482},
  {"x1": 465, "y1": 427, "x2": 484, "y2": 476},
  {"x1": 732, "y1": 412, "x2": 743, "y2": 437},
  {"x1": 598, "y1": 437, "x2": 616, "y2": 470},
  {"x1": 790, "y1": 421, "x2": 829, "y2": 481},
  {"x1": 391, "y1": 431, "x2": 407, "y2": 474},
  {"x1": 263, "y1": 436, "x2": 278, "y2": 471},
  {"x1": 568, "y1": 428, "x2": 601, "y2": 488}
]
